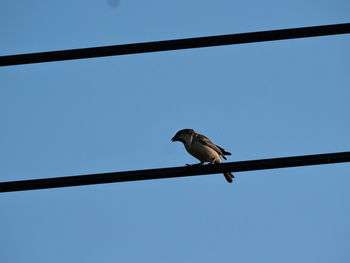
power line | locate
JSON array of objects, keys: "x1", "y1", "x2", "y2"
[
  {"x1": 1, "y1": 151, "x2": 349, "y2": 193},
  {"x1": 1, "y1": 23, "x2": 350, "y2": 67}
]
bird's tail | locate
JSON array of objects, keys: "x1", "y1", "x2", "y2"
[{"x1": 223, "y1": 172, "x2": 234, "y2": 183}]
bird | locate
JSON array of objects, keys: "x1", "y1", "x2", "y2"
[{"x1": 171, "y1": 129, "x2": 234, "y2": 183}]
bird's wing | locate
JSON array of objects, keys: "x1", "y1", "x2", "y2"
[
  {"x1": 216, "y1": 145, "x2": 231, "y2": 156},
  {"x1": 197, "y1": 134, "x2": 227, "y2": 159}
]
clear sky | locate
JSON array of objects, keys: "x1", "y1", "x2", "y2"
[{"x1": 1, "y1": 1, "x2": 350, "y2": 262}]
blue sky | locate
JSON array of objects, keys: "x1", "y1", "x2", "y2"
[{"x1": 1, "y1": 1, "x2": 350, "y2": 262}]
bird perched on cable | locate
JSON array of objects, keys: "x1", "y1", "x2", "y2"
[{"x1": 171, "y1": 129, "x2": 234, "y2": 183}]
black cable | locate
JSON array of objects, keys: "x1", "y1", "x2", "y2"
[
  {"x1": 1, "y1": 23, "x2": 350, "y2": 66},
  {"x1": 1, "y1": 151, "x2": 349, "y2": 193}
]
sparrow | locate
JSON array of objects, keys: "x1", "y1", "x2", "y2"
[{"x1": 171, "y1": 129, "x2": 234, "y2": 183}]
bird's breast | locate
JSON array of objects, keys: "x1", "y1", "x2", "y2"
[{"x1": 187, "y1": 141, "x2": 222, "y2": 163}]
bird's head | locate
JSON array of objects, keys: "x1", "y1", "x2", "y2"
[{"x1": 171, "y1": 129, "x2": 195, "y2": 143}]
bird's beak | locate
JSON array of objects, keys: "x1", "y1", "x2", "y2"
[{"x1": 171, "y1": 136, "x2": 177, "y2": 142}]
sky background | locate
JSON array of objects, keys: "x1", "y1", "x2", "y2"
[{"x1": 1, "y1": 1, "x2": 350, "y2": 262}]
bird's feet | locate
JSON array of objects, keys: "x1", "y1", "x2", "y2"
[
  {"x1": 209, "y1": 158, "x2": 216, "y2": 164},
  {"x1": 186, "y1": 162, "x2": 204, "y2": 166}
]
